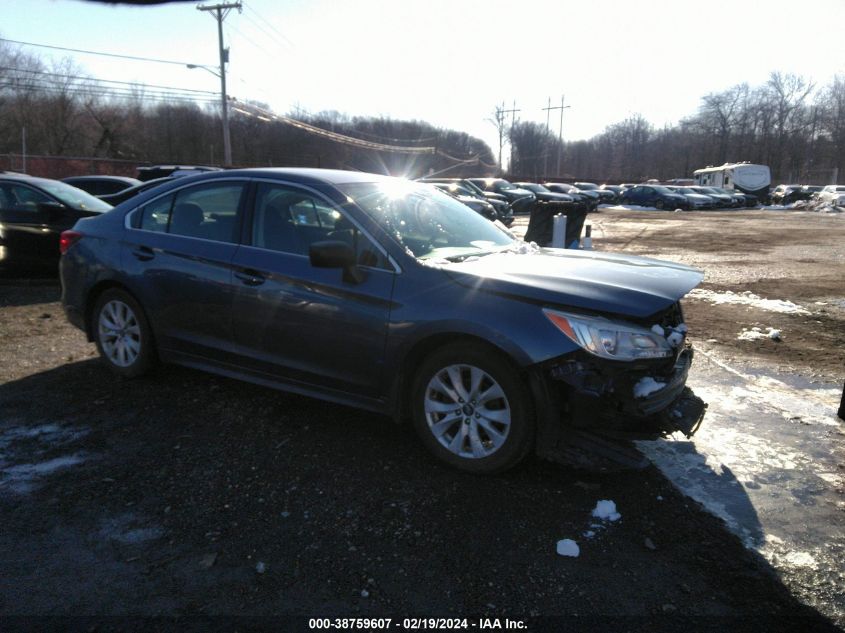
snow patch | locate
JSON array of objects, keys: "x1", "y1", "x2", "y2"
[
  {"x1": 556, "y1": 539, "x2": 580, "y2": 557},
  {"x1": 592, "y1": 500, "x2": 621, "y2": 522},
  {"x1": 783, "y1": 551, "x2": 817, "y2": 569},
  {"x1": 688, "y1": 289, "x2": 810, "y2": 314},
  {"x1": 502, "y1": 240, "x2": 540, "y2": 255},
  {"x1": 633, "y1": 377, "x2": 667, "y2": 399},
  {"x1": 737, "y1": 327, "x2": 781, "y2": 341}
]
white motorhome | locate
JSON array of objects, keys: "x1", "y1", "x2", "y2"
[{"x1": 693, "y1": 162, "x2": 771, "y2": 199}]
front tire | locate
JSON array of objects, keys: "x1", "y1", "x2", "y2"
[
  {"x1": 410, "y1": 344, "x2": 534, "y2": 474},
  {"x1": 93, "y1": 289, "x2": 155, "y2": 378}
]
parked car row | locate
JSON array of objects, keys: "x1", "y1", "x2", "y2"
[
  {"x1": 416, "y1": 178, "x2": 514, "y2": 226},
  {"x1": 620, "y1": 184, "x2": 759, "y2": 210},
  {"x1": 771, "y1": 183, "x2": 845, "y2": 206}
]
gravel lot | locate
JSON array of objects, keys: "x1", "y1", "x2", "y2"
[{"x1": 0, "y1": 208, "x2": 843, "y2": 631}]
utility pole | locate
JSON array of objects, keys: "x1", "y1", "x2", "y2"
[
  {"x1": 555, "y1": 95, "x2": 571, "y2": 177},
  {"x1": 197, "y1": 1, "x2": 242, "y2": 167},
  {"x1": 501, "y1": 101, "x2": 520, "y2": 173},
  {"x1": 495, "y1": 103, "x2": 505, "y2": 168},
  {"x1": 542, "y1": 96, "x2": 557, "y2": 178}
]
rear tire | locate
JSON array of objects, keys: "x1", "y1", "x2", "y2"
[
  {"x1": 93, "y1": 289, "x2": 155, "y2": 378},
  {"x1": 410, "y1": 344, "x2": 535, "y2": 474}
]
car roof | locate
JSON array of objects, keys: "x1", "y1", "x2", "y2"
[
  {"x1": 64, "y1": 175, "x2": 140, "y2": 183},
  {"x1": 0, "y1": 173, "x2": 62, "y2": 187},
  {"x1": 183, "y1": 167, "x2": 397, "y2": 186}
]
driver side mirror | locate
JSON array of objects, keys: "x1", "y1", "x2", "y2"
[{"x1": 309, "y1": 240, "x2": 365, "y2": 284}]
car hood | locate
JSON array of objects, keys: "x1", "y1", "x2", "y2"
[
  {"x1": 442, "y1": 248, "x2": 703, "y2": 319},
  {"x1": 504, "y1": 188, "x2": 536, "y2": 198}
]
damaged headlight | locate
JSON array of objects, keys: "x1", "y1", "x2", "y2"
[{"x1": 543, "y1": 309, "x2": 674, "y2": 361}]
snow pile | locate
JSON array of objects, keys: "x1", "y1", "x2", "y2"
[
  {"x1": 688, "y1": 289, "x2": 810, "y2": 315},
  {"x1": 592, "y1": 500, "x2": 622, "y2": 522},
  {"x1": 634, "y1": 377, "x2": 667, "y2": 399},
  {"x1": 652, "y1": 323, "x2": 688, "y2": 348},
  {"x1": 738, "y1": 327, "x2": 781, "y2": 341},
  {"x1": 502, "y1": 240, "x2": 540, "y2": 255},
  {"x1": 556, "y1": 539, "x2": 580, "y2": 557},
  {"x1": 788, "y1": 199, "x2": 843, "y2": 214}
]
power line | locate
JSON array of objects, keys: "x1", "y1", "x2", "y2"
[
  {"x1": 240, "y1": 8, "x2": 293, "y2": 53},
  {"x1": 0, "y1": 81, "x2": 219, "y2": 106},
  {"x1": 243, "y1": 2, "x2": 295, "y2": 49},
  {"x1": 0, "y1": 37, "x2": 209, "y2": 68},
  {"x1": 0, "y1": 76, "x2": 220, "y2": 102},
  {"x1": 0, "y1": 66, "x2": 219, "y2": 96},
  {"x1": 230, "y1": 100, "x2": 436, "y2": 153}
]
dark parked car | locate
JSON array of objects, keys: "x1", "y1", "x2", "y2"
[
  {"x1": 544, "y1": 183, "x2": 600, "y2": 211},
  {"x1": 666, "y1": 186, "x2": 717, "y2": 210},
  {"x1": 0, "y1": 173, "x2": 112, "y2": 274},
  {"x1": 467, "y1": 178, "x2": 536, "y2": 214},
  {"x1": 98, "y1": 177, "x2": 181, "y2": 206},
  {"x1": 770, "y1": 184, "x2": 811, "y2": 205},
  {"x1": 428, "y1": 183, "x2": 500, "y2": 222},
  {"x1": 620, "y1": 185, "x2": 689, "y2": 210},
  {"x1": 690, "y1": 186, "x2": 735, "y2": 208},
  {"x1": 62, "y1": 175, "x2": 141, "y2": 196},
  {"x1": 136, "y1": 165, "x2": 222, "y2": 182},
  {"x1": 418, "y1": 178, "x2": 513, "y2": 226},
  {"x1": 574, "y1": 182, "x2": 616, "y2": 204},
  {"x1": 61, "y1": 168, "x2": 705, "y2": 473},
  {"x1": 599, "y1": 184, "x2": 625, "y2": 203}
]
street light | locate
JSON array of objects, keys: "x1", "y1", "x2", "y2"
[
  {"x1": 186, "y1": 62, "x2": 229, "y2": 166},
  {"x1": 186, "y1": 63, "x2": 220, "y2": 78}
]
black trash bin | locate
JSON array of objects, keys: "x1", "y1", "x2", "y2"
[{"x1": 524, "y1": 202, "x2": 587, "y2": 248}]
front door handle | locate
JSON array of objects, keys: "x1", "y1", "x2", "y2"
[
  {"x1": 235, "y1": 269, "x2": 266, "y2": 286},
  {"x1": 132, "y1": 246, "x2": 154, "y2": 261}
]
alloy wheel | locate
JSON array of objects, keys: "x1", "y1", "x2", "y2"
[
  {"x1": 423, "y1": 364, "x2": 511, "y2": 459},
  {"x1": 98, "y1": 299, "x2": 142, "y2": 368}
]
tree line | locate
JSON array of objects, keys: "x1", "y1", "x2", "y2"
[
  {"x1": 0, "y1": 41, "x2": 494, "y2": 177},
  {"x1": 1, "y1": 39, "x2": 842, "y2": 185},
  {"x1": 509, "y1": 72, "x2": 845, "y2": 185}
]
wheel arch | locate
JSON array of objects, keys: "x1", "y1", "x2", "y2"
[
  {"x1": 392, "y1": 331, "x2": 530, "y2": 425},
  {"x1": 84, "y1": 280, "x2": 151, "y2": 343}
]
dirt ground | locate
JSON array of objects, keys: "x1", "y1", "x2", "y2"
[
  {"x1": 582, "y1": 208, "x2": 845, "y2": 385},
  {"x1": 0, "y1": 208, "x2": 843, "y2": 631}
]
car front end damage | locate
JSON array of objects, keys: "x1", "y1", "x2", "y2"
[{"x1": 530, "y1": 301, "x2": 707, "y2": 468}]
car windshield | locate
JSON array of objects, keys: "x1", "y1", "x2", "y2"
[
  {"x1": 652, "y1": 186, "x2": 674, "y2": 194},
  {"x1": 494, "y1": 180, "x2": 515, "y2": 191},
  {"x1": 519, "y1": 183, "x2": 547, "y2": 193},
  {"x1": 39, "y1": 180, "x2": 112, "y2": 212},
  {"x1": 340, "y1": 181, "x2": 515, "y2": 261}
]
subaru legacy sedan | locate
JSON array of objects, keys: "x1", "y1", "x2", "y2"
[{"x1": 61, "y1": 169, "x2": 705, "y2": 473}]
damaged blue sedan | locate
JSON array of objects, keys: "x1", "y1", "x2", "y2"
[{"x1": 60, "y1": 169, "x2": 705, "y2": 473}]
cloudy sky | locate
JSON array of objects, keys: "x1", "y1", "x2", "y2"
[{"x1": 3, "y1": 0, "x2": 844, "y2": 156}]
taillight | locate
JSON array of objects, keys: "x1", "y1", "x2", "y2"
[{"x1": 59, "y1": 230, "x2": 83, "y2": 255}]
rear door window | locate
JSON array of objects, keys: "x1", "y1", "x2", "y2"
[{"x1": 136, "y1": 182, "x2": 246, "y2": 243}]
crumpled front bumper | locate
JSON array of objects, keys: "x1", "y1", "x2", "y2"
[{"x1": 547, "y1": 346, "x2": 707, "y2": 439}]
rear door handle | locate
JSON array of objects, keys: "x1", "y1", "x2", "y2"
[
  {"x1": 132, "y1": 246, "x2": 154, "y2": 261},
  {"x1": 235, "y1": 269, "x2": 266, "y2": 286}
]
